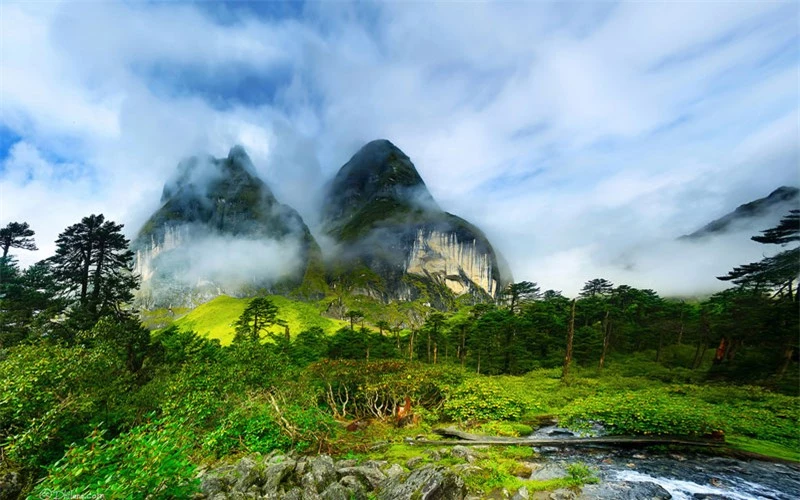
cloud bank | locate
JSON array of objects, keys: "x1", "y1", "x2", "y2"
[{"x1": 1, "y1": 0, "x2": 797, "y2": 297}]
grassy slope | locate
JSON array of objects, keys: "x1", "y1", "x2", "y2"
[{"x1": 173, "y1": 295, "x2": 348, "y2": 345}]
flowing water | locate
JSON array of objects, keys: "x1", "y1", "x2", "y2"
[{"x1": 527, "y1": 427, "x2": 800, "y2": 499}]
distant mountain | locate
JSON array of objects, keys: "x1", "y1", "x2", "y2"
[
  {"x1": 681, "y1": 186, "x2": 799, "y2": 241},
  {"x1": 321, "y1": 139, "x2": 511, "y2": 307},
  {"x1": 132, "y1": 146, "x2": 325, "y2": 308}
]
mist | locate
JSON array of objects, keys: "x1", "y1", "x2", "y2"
[{"x1": 1, "y1": 0, "x2": 797, "y2": 300}]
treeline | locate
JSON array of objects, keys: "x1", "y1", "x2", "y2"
[{"x1": 1, "y1": 211, "x2": 798, "y2": 387}]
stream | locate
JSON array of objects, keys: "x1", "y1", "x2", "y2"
[{"x1": 527, "y1": 427, "x2": 800, "y2": 499}]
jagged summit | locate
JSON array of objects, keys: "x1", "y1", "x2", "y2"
[
  {"x1": 322, "y1": 140, "x2": 511, "y2": 306},
  {"x1": 323, "y1": 139, "x2": 439, "y2": 240},
  {"x1": 132, "y1": 146, "x2": 324, "y2": 308},
  {"x1": 682, "y1": 186, "x2": 799, "y2": 240}
]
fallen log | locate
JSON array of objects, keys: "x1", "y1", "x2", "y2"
[{"x1": 416, "y1": 426, "x2": 724, "y2": 448}]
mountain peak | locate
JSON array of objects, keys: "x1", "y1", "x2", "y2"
[
  {"x1": 323, "y1": 139, "x2": 439, "y2": 235},
  {"x1": 321, "y1": 139, "x2": 511, "y2": 304},
  {"x1": 682, "y1": 185, "x2": 799, "y2": 240}
]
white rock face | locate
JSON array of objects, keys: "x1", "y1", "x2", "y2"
[
  {"x1": 405, "y1": 229, "x2": 498, "y2": 297},
  {"x1": 134, "y1": 225, "x2": 189, "y2": 283}
]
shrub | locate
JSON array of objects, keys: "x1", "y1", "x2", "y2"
[
  {"x1": 33, "y1": 418, "x2": 198, "y2": 498},
  {"x1": 306, "y1": 359, "x2": 465, "y2": 419},
  {"x1": 443, "y1": 378, "x2": 529, "y2": 421},
  {"x1": 559, "y1": 389, "x2": 723, "y2": 436}
]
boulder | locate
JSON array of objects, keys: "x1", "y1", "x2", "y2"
[
  {"x1": 340, "y1": 475, "x2": 370, "y2": 500},
  {"x1": 386, "y1": 464, "x2": 405, "y2": 479},
  {"x1": 529, "y1": 463, "x2": 568, "y2": 481},
  {"x1": 261, "y1": 459, "x2": 296, "y2": 495},
  {"x1": 302, "y1": 455, "x2": 337, "y2": 493},
  {"x1": 337, "y1": 466, "x2": 387, "y2": 489},
  {"x1": 578, "y1": 481, "x2": 671, "y2": 499},
  {"x1": 450, "y1": 446, "x2": 477, "y2": 463},
  {"x1": 378, "y1": 465, "x2": 466, "y2": 500}
]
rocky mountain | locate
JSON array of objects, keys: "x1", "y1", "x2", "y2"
[
  {"x1": 321, "y1": 139, "x2": 511, "y2": 307},
  {"x1": 681, "y1": 186, "x2": 799, "y2": 240},
  {"x1": 132, "y1": 146, "x2": 325, "y2": 308}
]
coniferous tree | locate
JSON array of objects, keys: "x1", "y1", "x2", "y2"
[
  {"x1": 0, "y1": 221, "x2": 38, "y2": 258},
  {"x1": 233, "y1": 297, "x2": 279, "y2": 343},
  {"x1": 499, "y1": 281, "x2": 541, "y2": 314},
  {"x1": 579, "y1": 278, "x2": 614, "y2": 298},
  {"x1": 48, "y1": 215, "x2": 138, "y2": 329}
]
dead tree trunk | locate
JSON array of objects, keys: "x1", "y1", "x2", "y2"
[{"x1": 562, "y1": 299, "x2": 576, "y2": 380}]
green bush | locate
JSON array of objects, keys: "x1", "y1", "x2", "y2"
[
  {"x1": 443, "y1": 378, "x2": 529, "y2": 421},
  {"x1": 559, "y1": 389, "x2": 723, "y2": 436},
  {"x1": 33, "y1": 418, "x2": 198, "y2": 498},
  {"x1": 306, "y1": 359, "x2": 465, "y2": 418}
]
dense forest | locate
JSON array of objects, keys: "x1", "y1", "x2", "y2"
[{"x1": 0, "y1": 211, "x2": 797, "y2": 498}]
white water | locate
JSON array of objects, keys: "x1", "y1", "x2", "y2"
[{"x1": 614, "y1": 469, "x2": 788, "y2": 500}]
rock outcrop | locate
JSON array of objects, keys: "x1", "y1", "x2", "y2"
[
  {"x1": 197, "y1": 452, "x2": 467, "y2": 500},
  {"x1": 322, "y1": 139, "x2": 511, "y2": 306},
  {"x1": 132, "y1": 146, "x2": 325, "y2": 308}
]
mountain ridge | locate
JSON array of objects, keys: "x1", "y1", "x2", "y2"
[{"x1": 681, "y1": 186, "x2": 799, "y2": 241}]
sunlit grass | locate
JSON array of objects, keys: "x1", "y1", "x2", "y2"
[{"x1": 173, "y1": 295, "x2": 348, "y2": 345}]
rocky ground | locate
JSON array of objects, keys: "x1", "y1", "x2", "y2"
[{"x1": 197, "y1": 446, "x2": 599, "y2": 500}]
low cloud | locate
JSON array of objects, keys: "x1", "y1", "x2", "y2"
[{"x1": 1, "y1": 0, "x2": 796, "y2": 298}]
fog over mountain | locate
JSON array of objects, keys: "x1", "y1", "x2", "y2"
[{"x1": 1, "y1": 1, "x2": 797, "y2": 297}]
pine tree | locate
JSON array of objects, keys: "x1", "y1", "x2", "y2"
[
  {"x1": 233, "y1": 297, "x2": 279, "y2": 343},
  {"x1": 499, "y1": 281, "x2": 541, "y2": 314},
  {"x1": 580, "y1": 278, "x2": 614, "y2": 298},
  {"x1": 49, "y1": 214, "x2": 138, "y2": 324},
  {"x1": 0, "y1": 221, "x2": 38, "y2": 258}
]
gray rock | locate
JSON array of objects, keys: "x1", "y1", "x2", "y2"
[
  {"x1": 549, "y1": 489, "x2": 576, "y2": 500},
  {"x1": 321, "y1": 482, "x2": 352, "y2": 500},
  {"x1": 200, "y1": 474, "x2": 227, "y2": 496},
  {"x1": 512, "y1": 486, "x2": 529, "y2": 500},
  {"x1": 378, "y1": 465, "x2": 466, "y2": 500},
  {"x1": 335, "y1": 459, "x2": 358, "y2": 469},
  {"x1": 529, "y1": 463, "x2": 568, "y2": 481},
  {"x1": 386, "y1": 463, "x2": 405, "y2": 478},
  {"x1": 234, "y1": 457, "x2": 262, "y2": 491},
  {"x1": 578, "y1": 481, "x2": 671, "y2": 499},
  {"x1": 406, "y1": 456, "x2": 424, "y2": 469},
  {"x1": 340, "y1": 475, "x2": 370, "y2": 499},
  {"x1": 450, "y1": 446, "x2": 476, "y2": 463},
  {"x1": 281, "y1": 488, "x2": 305, "y2": 500},
  {"x1": 337, "y1": 466, "x2": 387, "y2": 489},
  {"x1": 364, "y1": 459, "x2": 389, "y2": 469},
  {"x1": 424, "y1": 449, "x2": 442, "y2": 461},
  {"x1": 261, "y1": 459, "x2": 296, "y2": 494},
  {"x1": 303, "y1": 455, "x2": 337, "y2": 493}
]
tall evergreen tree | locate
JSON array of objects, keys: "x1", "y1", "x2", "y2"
[
  {"x1": 579, "y1": 278, "x2": 614, "y2": 298},
  {"x1": 499, "y1": 281, "x2": 541, "y2": 314},
  {"x1": 49, "y1": 214, "x2": 138, "y2": 325},
  {"x1": 233, "y1": 297, "x2": 279, "y2": 343},
  {"x1": 0, "y1": 221, "x2": 38, "y2": 258}
]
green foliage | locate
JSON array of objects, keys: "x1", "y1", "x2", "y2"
[
  {"x1": 0, "y1": 344, "x2": 123, "y2": 471},
  {"x1": 443, "y1": 378, "x2": 531, "y2": 421},
  {"x1": 34, "y1": 418, "x2": 198, "y2": 498},
  {"x1": 308, "y1": 359, "x2": 464, "y2": 418},
  {"x1": 234, "y1": 296, "x2": 279, "y2": 343},
  {"x1": 173, "y1": 294, "x2": 347, "y2": 345}
]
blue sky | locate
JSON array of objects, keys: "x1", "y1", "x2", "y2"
[{"x1": 1, "y1": 0, "x2": 797, "y2": 295}]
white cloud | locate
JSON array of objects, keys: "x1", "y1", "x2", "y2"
[{"x1": 0, "y1": 0, "x2": 797, "y2": 297}]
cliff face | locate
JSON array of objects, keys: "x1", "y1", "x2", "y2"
[
  {"x1": 133, "y1": 146, "x2": 324, "y2": 308},
  {"x1": 322, "y1": 139, "x2": 511, "y2": 306}
]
